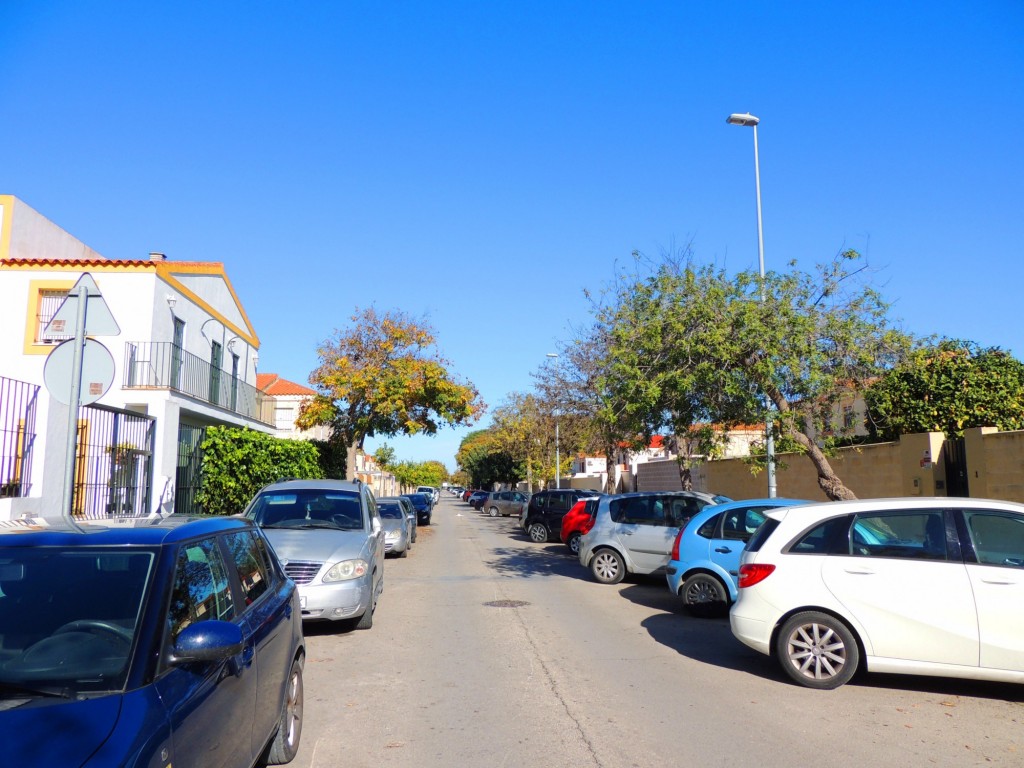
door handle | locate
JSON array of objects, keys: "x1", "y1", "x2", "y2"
[
  {"x1": 844, "y1": 568, "x2": 875, "y2": 575},
  {"x1": 714, "y1": 547, "x2": 732, "y2": 554}
]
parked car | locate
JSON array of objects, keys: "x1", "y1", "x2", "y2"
[
  {"x1": 244, "y1": 478, "x2": 384, "y2": 629},
  {"x1": 579, "y1": 491, "x2": 731, "y2": 584},
  {"x1": 378, "y1": 499, "x2": 412, "y2": 557},
  {"x1": 467, "y1": 490, "x2": 489, "y2": 510},
  {"x1": 406, "y1": 492, "x2": 433, "y2": 525},
  {"x1": 483, "y1": 490, "x2": 530, "y2": 517},
  {"x1": 666, "y1": 498, "x2": 808, "y2": 616},
  {"x1": 462, "y1": 488, "x2": 475, "y2": 502},
  {"x1": 416, "y1": 486, "x2": 439, "y2": 506},
  {"x1": 560, "y1": 496, "x2": 601, "y2": 556},
  {"x1": 380, "y1": 495, "x2": 417, "y2": 544},
  {"x1": 731, "y1": 497, "x2": 1024, "y2": 689},
  {"x1": 0, "y1": 515, "x2": 305, "y2": 767},
  {"x1": 523, "y1": 488, "x2": 603, "y2": 543}
]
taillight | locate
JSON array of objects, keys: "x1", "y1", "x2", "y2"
[
  {"x1": 738, "y1": 563, "x2": 775, "y2": 588},
  {"x1": 670, "y1": 529, "x2": 683, "y2": 561},
  {"x1": 581, "y1": 516, "x2": 596, "y2": 535}
]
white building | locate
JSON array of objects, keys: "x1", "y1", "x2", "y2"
[
  {"x1": 0, "y1": 195, "x2": 272, "y2": 521},
  {"x1": 257, "y1": 373, "x2": 330, "y2": 441}
]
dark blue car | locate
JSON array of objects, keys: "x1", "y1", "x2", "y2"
[
  {"x1": 403, "y1": 493, "x2": 433, "y2": 525},
  {"x1": 0, "y1": 516, "x2": 305, "y2": 767}
]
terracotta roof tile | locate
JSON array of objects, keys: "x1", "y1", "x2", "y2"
[{"x1": 257, "y1": 373, "x2": 317, "y2": 396}]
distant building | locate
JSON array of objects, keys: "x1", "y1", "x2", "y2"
[{"x1": 256, "y1": 373, "x2": 331, "y2": 441}]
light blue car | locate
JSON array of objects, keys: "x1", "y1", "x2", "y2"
[{"x1": 666, "y1": 498, "x2": 808, "y2": 616}]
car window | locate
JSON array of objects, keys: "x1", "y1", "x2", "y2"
[
  {"x1": 746, "y1": 518, "x2": 781, "y2": 553},
  {"x1": 788, "y1": 516, "x2": 852, "y2": 554},
  {"x1": 721, "y1": 506, "x2": 770, "y2": 542},
  {"x1": 697, "y1": 512, "x2": 722, "y2": 539},
  {"x1": 378, "y1": 503, "x2": 405, "y2": 519},
  {"x1": 964, "y1": 511, "x2": 1024, "y2": 568},
  {"x1": 531, "y1": 494, "x2": 548, "y2": 511},
  {"x1": 225, "y1": 531, "x2": 270, "y2": 605},
  {"x1": 167, "y1": 538, "x2": 235, "y2": 643},
  {"x1": 249, "y1": 490, "x2": 364, "y2": 530},
  {"x1": 611, "y1": 497, "x2": 664, "y2": 525},
  {"x1": 666, "y1": 497, "x2": 701, "y2": 526},
  {"x1": 851, "y1": 511, "x2": 947, "y2": 560}
]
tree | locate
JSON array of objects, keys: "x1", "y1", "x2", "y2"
[
  {"x1": 597, "y1": 250, "x2": 912, "y2": 500},
  {"x1": 865, "y1": 339, "x2": 1024, "y2": 440},
  {"x1": 373, "y1": 443, "x2": 396, "y2": 471},
  {"x1": 298, "y1": 307, "x2": 485, "y2": 479},
  {"x1": 455, "y1": 429, "x2": 521, "y2": 489}
]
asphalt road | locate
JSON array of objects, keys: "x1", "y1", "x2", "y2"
[{"x1": 288, "y1": 495, "x2": 1024, "y2": 768}]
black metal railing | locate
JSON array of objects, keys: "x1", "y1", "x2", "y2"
[
  {"x1": 72, "y1": 403, "x2": 155, "y2": 519},
  {"x1": 0, "y1": 375, "x2": 40, "y2": 498},
  {"x1": 123, "y1": 341, "x2": 272, "y2": 425}
]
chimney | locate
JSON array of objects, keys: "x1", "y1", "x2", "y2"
[{"x1": 149, "y1": 252, "x2": 166, "y2": 261}]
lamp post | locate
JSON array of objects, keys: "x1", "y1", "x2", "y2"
[
  {"x1": 545, "y1": 353, "x2": 560, "y2": 489},
  {"x1": 727, "y1": 112, "x2": 777, "y2": 498}
]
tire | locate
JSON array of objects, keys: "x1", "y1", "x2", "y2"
[
  {"x1": 489, "y1": 506, "x2": 500, "y2": 517},
  {"x1": 776, "y1": 611, "x2": 860, "y2": 689},
  {"x1": 567, "y1": 532, "x2": 582, "y2": 556},
  {"x1": 590, "y1": 548, "x2": 625, "y2": 584},
  {"x1": 399, "y1": 546, "x2": 408, "y2": 558},
  {"x1": 681, "y1": 573, "x2": 729, "y2": 617},
  {"x1": 265, "y1": 654, "x2": 304, "y2": 764},
  {"x1": 527, "y1": 522, "x2": 549, "y2": 543},
  {"x1": 355, "y1": 573, "x2": 379, "y2": 630}
]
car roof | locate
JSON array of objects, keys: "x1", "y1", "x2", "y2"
[
  {"x1": 257, "y1": 478, "x2": 363, "y2": 494},
  {"x1": 0, "y1": 515, "x2": 257, "y2": 548},
  {"x1": 764, "y1": 496, "x2": 1024, "y2": 524}
]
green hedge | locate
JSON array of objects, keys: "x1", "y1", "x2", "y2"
[{"x1": 195, "y1": 426, "x2": 324, "y2": 516}]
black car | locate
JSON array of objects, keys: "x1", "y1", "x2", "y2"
[
  {"x1": 523, "y1": 488, "x2": 602, "y2": 543},
  {"x1": 0, "y1": 516, "x2": 305, "y2": 767},
  {"x1": 404, "y1": 492, "x2": 433, "y2": 525}
]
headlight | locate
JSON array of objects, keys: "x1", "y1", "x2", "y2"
[
  {"x1": 323, "y1": 559, "x2": 369, "y2": 582},
  {"x1": 384, "y1": 530, "x2": 399, "y2": 540}
]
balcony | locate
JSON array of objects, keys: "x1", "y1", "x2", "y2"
[{"x1": 123, "y1": 342, "x2": 273, "y2": 425}]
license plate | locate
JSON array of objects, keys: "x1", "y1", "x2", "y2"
[{"x1": 299, "y1": 596, "x2": 307, "y2": 609}]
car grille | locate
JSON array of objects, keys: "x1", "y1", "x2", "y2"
[{"x1": 283, "y1": 560, "x2": 322, "y2": 585}]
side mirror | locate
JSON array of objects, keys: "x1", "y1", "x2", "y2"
[{"x1": 170, "y1": 620, "x2": 244, "y2": 664}]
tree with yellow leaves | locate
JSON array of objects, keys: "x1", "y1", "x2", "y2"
[{"x1": 298, "y1": 307, "x2": 484, "y2": 479}]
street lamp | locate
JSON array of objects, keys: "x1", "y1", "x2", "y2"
[
  {"x1": 545, "y1": 353, "x2": 560, "y2": 489},
  {"x1": 727, "y1": 112, "x2": 777, "y2": 498}
]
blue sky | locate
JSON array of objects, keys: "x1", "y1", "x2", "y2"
[{"x1": 2, "y1": 2, "x2": 1022, "y2": 471}]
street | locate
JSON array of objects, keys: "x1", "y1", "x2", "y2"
[{"x1": 290, "y1": 495, "x2": 1024, "y2": 768}]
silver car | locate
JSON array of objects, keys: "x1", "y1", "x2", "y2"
[
  {"x1": 578, "y1": 491, "x2": 730, "y2": 584},
  {"x1": 245, "y1": 479, "x2": 385, "y2": 629},
  {"x1": 378, "y1": 498, "x2": 412, "y2": 556}
]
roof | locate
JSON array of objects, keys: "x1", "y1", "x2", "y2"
[
  {"x1": 257, "y1": 373, "x2": 317, "y2": 397},
  {"x1": 0, "y1": 515, "x2": 256, "y2": 547}
]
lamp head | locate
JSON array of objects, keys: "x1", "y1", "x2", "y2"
[{"x1": 726, "y1": 112, "x2": 760, "y2": 127}]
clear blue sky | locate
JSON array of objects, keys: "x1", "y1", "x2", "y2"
[{"x1": 3, "y1": 2, "x2": 1022, "y2": 471}]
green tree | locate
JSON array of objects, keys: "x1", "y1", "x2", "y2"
[
  {"x1": 865, "y1": 339, "x2": 1024, "y2": 440},
  {"x1": 455, "y1": 429, "x2": 521, "y2": 489},
  {"x1": 297, "y1": 307, "x2": 485, "y2": 479},
  {"x1": 597, "y1": 250, "x2": 912, "y2": 500},
  {"x1": 373, "y1": 443, "x2": 396, "y2": 471}
]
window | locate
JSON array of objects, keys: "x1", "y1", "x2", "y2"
[
  {"x1": 666, "y1": 497, "x2": 701, "y2": 526},
  {"x1": 611, "y1": 496, "x2": 664, "y2": 525},
  {"x1": 36, "y1": 289, "x2": 71, "y2": 343},
  {"x1": 851, "y1": 512, "x2": 947, "y2": 560},
  {"x1": 167, "y1": 538, "x2": 235, "y2": 642},
  {"x1": 788, "y1": 516, "x2": 852, "y2": 554},
  {"x1": 722, "y1": 506, "x2": 770, "y2": 542},
  {"x1": 697, "y1": 513, "x2": 723, "y2": 539},
  {"x1": 964, "y1": 511, "x2": 1024, "y2": 568},
  {"x1": 225, "y1": 531, "x2": 270, "y2": 605}
]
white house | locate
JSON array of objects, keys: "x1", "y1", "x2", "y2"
[
  {"x1": 256, "y1": 373, "x2": 330, "y2": 441},
  {"x1": 0, "y1": 195, "x2": 272, "y2": 521}
]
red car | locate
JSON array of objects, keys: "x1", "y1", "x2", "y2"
[{"x1": 559, "y1": 497, "x2": 600, "y2": 556}]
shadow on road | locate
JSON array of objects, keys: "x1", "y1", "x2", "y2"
[{"x1": 485, "y1": 543, "x2": 587, "y2": 579}]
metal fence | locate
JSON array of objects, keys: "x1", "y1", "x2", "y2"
[
  {"x1": 0, "y1": 375, "x2": 40, "y2": 498},
  {"x1": 175, "y1": 424, "x2": 207, "y2": 516},
  {"x1": 72, "y1": 403, "x2": 155, "y2": 519},
  {"x1": 123, "y1": 341, "x2": 270, "y2": 424}
]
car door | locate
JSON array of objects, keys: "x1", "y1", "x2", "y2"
[
  {"x1": 545, "y1": 491, "x2": 573, "y2": 533},
  {"x1": 820, "y1": 510, "x2": 978, "y2": 666},
  {"x1": 612, "y1": 496, "x2": 678, "y2": 572},
  {"x1": 224, "y1": 530, "x2": 295, "y2": 756},
  {"x1": 156, "y1": 536, "x2": 259, "y2": 768},
  {"x1": 961, "y1": 508, "x2": 1024, "y2": 671}
]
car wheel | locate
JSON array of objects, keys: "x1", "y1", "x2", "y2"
[
  {"x1": 681, "y1": 573, "x2": 729, "y2": 617},
  {"x1": 567, "y1": 532, "x2": 582, "y2": 556},
  {"x1": 528, "y1": 522, "x2": 549, "y2": 543},
  {"x1": 489, "y1": 506, "x2": 500, "y2": 517},
  {"x1": 776, "y1": 611, "x2": 860, "y2": 689},
  {"x1": 265, "y1": 654, "x2": 304, "y2": 764},
  {"x1": 355, "y1": 574, "x2": 379, "y2": 630},
  {"x1": 399, "y1": 546, "x2": 408, "y2": 558},
  {"x1": 590, "y1": 548, "x2": 625, "y2": 584}
]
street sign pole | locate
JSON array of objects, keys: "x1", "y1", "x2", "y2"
[{"x1": 60, "y1": 284, "x2": 90, "y2": 527}]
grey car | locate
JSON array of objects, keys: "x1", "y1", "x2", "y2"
[
  {"x1": 245, "y1": 479, "x2": 385, "y2": 629},
  {"x1": 483, "y1": 490, "x2": 530, "y2": 518},
  {"x1": 578, "y1": 491, "x2": 730, "y2": 585},
  {"x1": 378, "y1": 498, "x2": 412, "y2": 556},
  {"x1": 379, "y1": 495, "x2": 417, "y2": 544}
]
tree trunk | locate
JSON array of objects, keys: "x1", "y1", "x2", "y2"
[
  {"x1": 799, "y1": 436, "x2": 858, "y2": 501},
  {"x1": 345, "y1": 437, "x2": 361, "y2": 481},
  {"x1": 604, "y1": 442, "x2": 617, "y2": 494}
]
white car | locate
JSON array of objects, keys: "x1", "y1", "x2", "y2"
[{"x1": 730, "y1": 497, "x2": 1024, "y2": 689}]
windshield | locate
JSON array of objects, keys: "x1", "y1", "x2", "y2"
[
  {"x1": 247, "y1": 490, "x2": 365, "y2": 530},
  {"x1": 378, "y1": 503, "x2": 405, "y2": 520},
  {"x1": 0, "y1": 547, "x2": 154, "y2": 697}
]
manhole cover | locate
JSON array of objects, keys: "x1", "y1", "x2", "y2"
[{"x1": 483, "y1": 599, "x2": 529, "y2": 608}]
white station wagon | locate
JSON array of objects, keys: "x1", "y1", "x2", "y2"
[{"x1": 730, "y1": 497, "x2": 1024, "y2": 689}]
